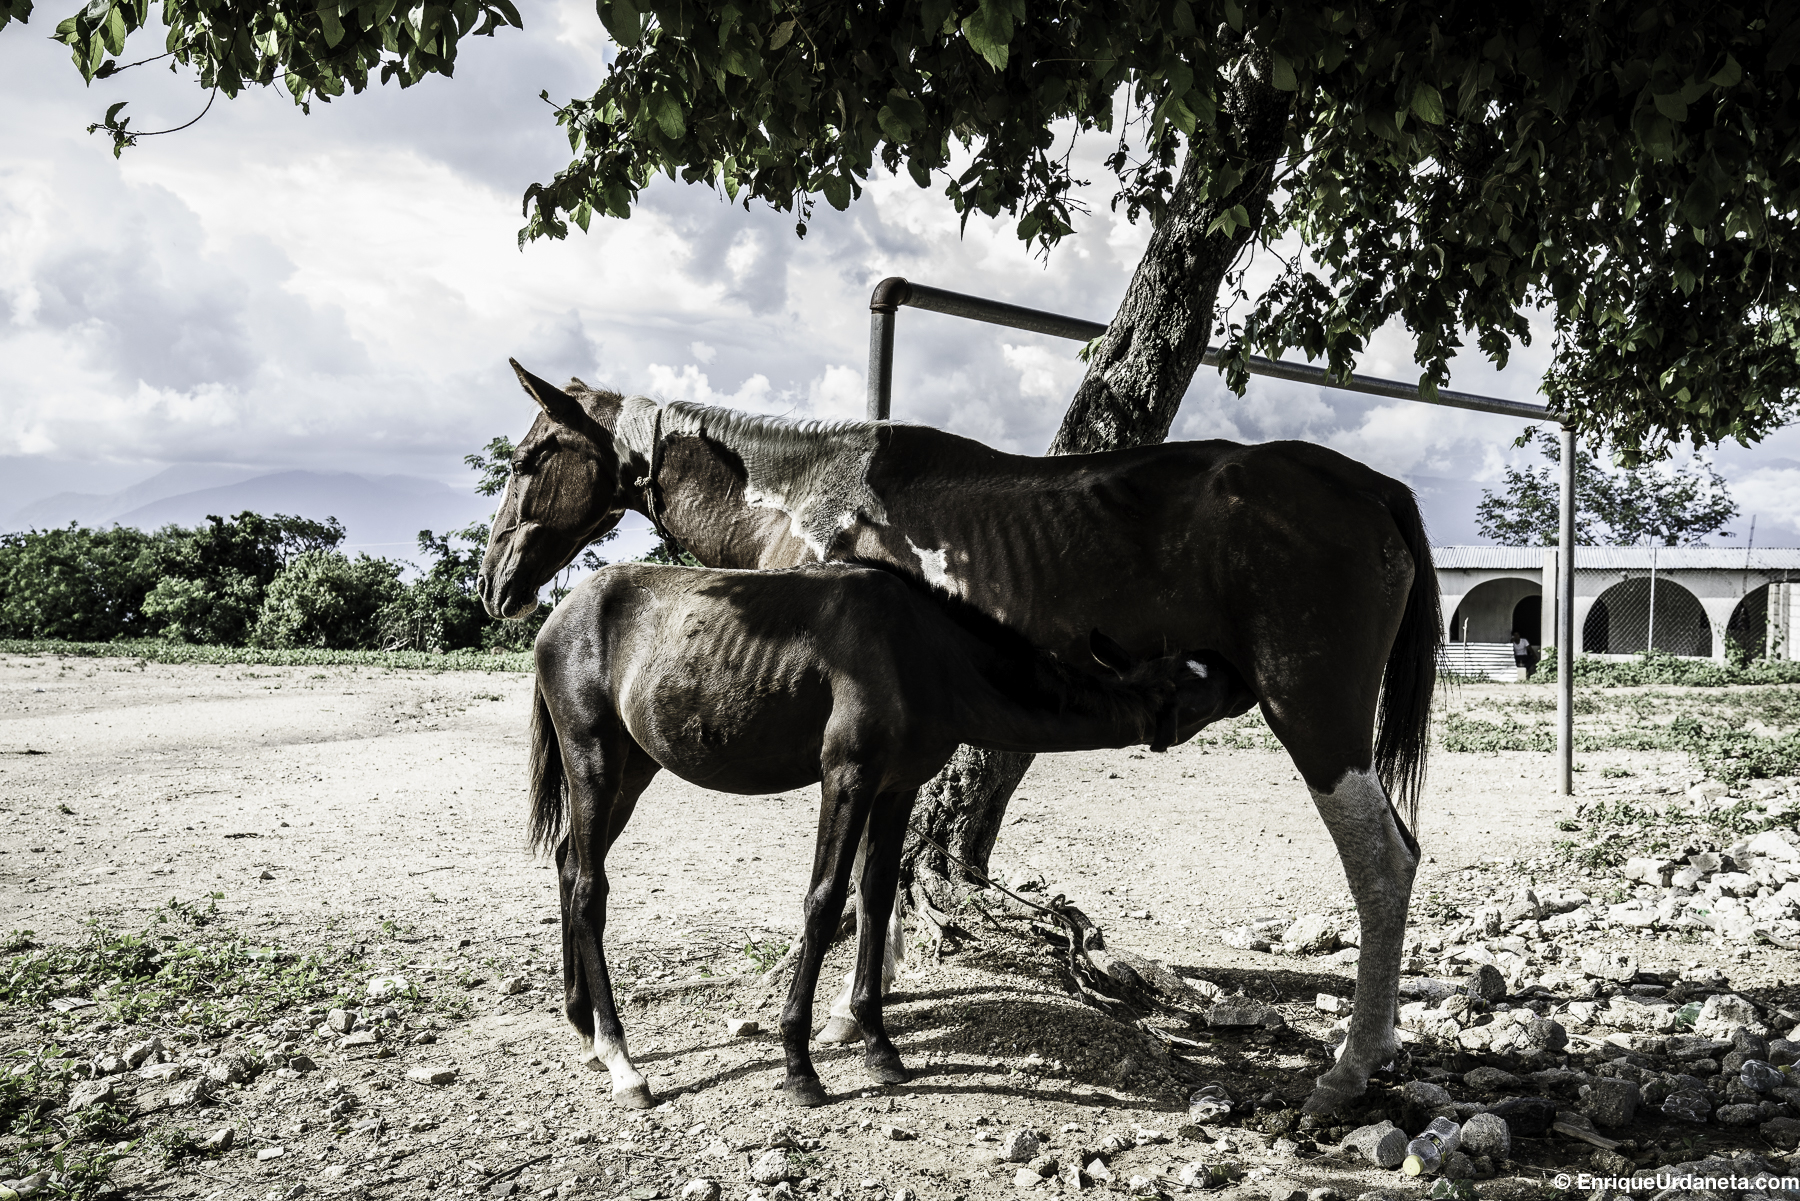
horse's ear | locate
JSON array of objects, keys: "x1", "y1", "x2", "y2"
[
  {"x1": 1089, "y1": 629, "x2": 1134, "y2": 675},
  {"x1": 511, "y1": 359, "x2": 594, "y2": 432}
]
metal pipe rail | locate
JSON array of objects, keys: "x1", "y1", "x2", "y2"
[{"x1": 866, "y1": 273, "x2": 1579, "y2": 796}]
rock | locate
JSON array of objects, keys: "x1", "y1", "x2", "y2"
[
  {"x1": 1264, "y1": 1182, "x2": 1306, "y2": 1201},
  {"x1": 1222, "y1": 927, "x2": 1271, "y2": 952},
  {"x1": 1060, "y1": 1165, "x2": 1086, "y2": 1191},
  {"x1": 166, "y1": 1079, "x2": 212, "y2": 1109},
  {"x1": 1696, "y1": 993, "x2": 1768, "y2": 1040},
  {"x1": 1769, "y1": 1038, "x2": 1800, "y2": 1067},
  {"x1": 1283, "y1": 915, "x2": 1337, "y2": 954},
  {"x1": 123, "y1": 1037, "x2": 164, "y2": 1068},
  {"x1": 1085, "y1": 1160, "x2": 1112, "y2": 1184},
  {"x1": 205, "y1": 1055, "x2": 252, "y2": 1086},
  {"x1": 287, "y1": 1054, "x2": 316, "y2": 1073},
  {"x1": 1460, "y1": 1113, "x2": 1510, "y2": 1159},
  {"x1": 256, "y1": 1146, "x2": 284, "y2": 1161},
  {"x1": 1000, "y1": 1129, "x2": 1041, "y2": 1163},
  {"x1": 1442, "y1": 1152, "x2": 1476, "y2": 1181},
  {"x1": 749, "y1": 1152, "x2": 796, "y2": 1186},
  {"x1": 338, "y1": 1030, "x2": 378, "y2": 1048},
  {"x1": 1342, "y1": 1122, "x2": 1407, "y2": 1169},
  {"x1": 1590, "y1": 1149, "x2": 1633, "y2": 1177},
  {"x1": 1012, "y1": 1169, "x2": 1043, "y2": 1190},
  {"x1": 1662, "y1": 1092, "x2": 1711, "y2": 1122},
  {"x1": 366, "y1": 975, "x2": 409, "y2": 1001},
  {"x1": 1307, "y1": 1192, "x2": 1340, "y2": 1201},
  {"x1": 1467, "y1": 964, "x2": 1506, "y2": 1001},
  {"x1": 1763, "y1": 1117, "x2": 1800, "y2": 1149},
  {"x1": 1402, "y1": 1080, "x2": 1454, "y2": 1109},
  {"x1": 498, "y1": 977, "x2": 527, "y2": 996},
  {"x1": 726, "y1": 1018, "x2": 760, "y2": 1037},
  {"x1": 878, "y1": 1125, "x2": 914, "y2": 1142},
  {"x1": 681, "y1": 1181, "x2": 721, "y2": 1201},
  {"x1": 64, "y1": 1080, "x2": 115, "y2": 1112},
  {"x1": 92, "y1": 1054, "x2": 127, "y2": 1076},
  {"x1": 1624, "y1": 857, "x2": 1677, "y2": 886},
  {"x1": 1126, "y1": 1176, "x2": 1160, "y2": 1197},
  {"x1": 1750, "y1": 831, "x2": 1800, "y2": 862},
  {"x1": 1580, "y1": 951, "x2": 1639, "y2": 984},
  {"x1": 1688, "y1": 780, "x2": 1729, "y2": 804},
  {"x1": 1316, "y1": 994, "x2": 1350, "y2": 1015},
  {"x1": 1463, "y1": 1067, "x2": 1521, "y2": 1092},
  {"x1": 1581, "y1": 1079, "x2": 1640, "y2": 1128},
  {"x1": 326, "y1": 1007, "x2": 356, "y2": 1034},
  {"x1": 202, "y1": 1127, "x2": 235, "y2": 1152},
  {"x1": 406, "y1": 1065, "x2": 457, "y2": 1085},
  {"x1": 1487, "y1": 1096, "x2": 1557, "y2": 1138},
  {"x1": 1208, "y1": 999, "x2": 1280, "y2": 1028},
  {"x1": 1717, "y1": 1103, "x2": 1761, "y2": 1126},
  {"x1": 409, "y1": 1031, "x2": 437, "y2": 1046}
]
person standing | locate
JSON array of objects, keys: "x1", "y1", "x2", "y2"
[{"x1": 1512, "y1": 629, "x2": 1533, "y2": 678}]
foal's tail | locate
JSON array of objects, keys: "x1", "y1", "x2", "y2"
[
  {"x1": 528, "y1": 681, "x2": 567, "y2": 856},
  {"x1": 1374, "y1": 484, "x2": 1442, "y2": 833}
]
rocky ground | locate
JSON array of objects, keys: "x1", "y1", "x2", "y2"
[{"x1": 4, "y1": 658, "x2": 1800, "y2": 1201}]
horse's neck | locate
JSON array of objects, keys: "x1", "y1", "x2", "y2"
[
  {"x1": 955, "y1": 657, "x2": 1149, "y2": 754},
  {"x1": 629, "y1": 399, "x2": 889, "y2": 567}
]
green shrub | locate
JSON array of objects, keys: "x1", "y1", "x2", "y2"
[
  {"x1": 377, "y1": 575, "x2": 491, "y2": 652},
  {"x1": 0, "y1": 525, "x2": 157, "y2": 641},
  {"x1": 1535, "y1": 651, "x2": 1800, "y2": 687},
  {"x1": 251, "y1": 551, "x2": 404, "y2": 649},
  {"x1": 139, "y1": 569, "x2": 263, "y2": 644}
]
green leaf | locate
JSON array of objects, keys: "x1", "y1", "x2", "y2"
[
  {"x1": 598, "y1": 0, "x2": 639, "y2": 48},
  {"x1": 1708, "y1": 54, "x2": 1741, "y2": 88},
  {"x1": 102, "y1": 3, "x2": 125, "y2": 53},
  {"x1": 1652, "y1": 90, "x2": 1687, "y2": 123},
  {"x1": 960, "y1": 0, "x2": 1014, "y2": 71},
  {"x1": 318, "y1": 4, "x2": 345, "y2": 47},
  {"x1": 1270, "y1": 55, "x2": 1296, "y2": 92},
  {"x1": 767, "y1": 17, "x2": 793, "y2": 49},
  {"x1": 1410, "y1": 82, "x2": 1444, "y2": 125},
  {"x1": 648, "y1": 91, "x2": 684, "y2": 138},
  {"x1": 820, "y1": 172, "x2": 851, "y2": 211}
]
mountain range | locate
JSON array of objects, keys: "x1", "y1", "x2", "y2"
[{"x1": 3, "y1": 465, "x2": 497, "y2": 560}]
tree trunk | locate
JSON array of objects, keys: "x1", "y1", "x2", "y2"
[{"x1": 899, "y1": 59, "x2": 1292, "y2": 898}]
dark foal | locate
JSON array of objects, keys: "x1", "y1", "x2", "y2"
[{"x1": 528, "y1": 560, "x2": 1242, "y2": 1108}]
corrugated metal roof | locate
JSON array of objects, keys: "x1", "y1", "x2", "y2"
[{"x1": 1432, "y1": 546, "x2": 1800, "y2": 570}]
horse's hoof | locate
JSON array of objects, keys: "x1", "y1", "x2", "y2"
[
  {"x1": 815, "y1": 1016, "x2": 863, "y2": 1045},
  {"x1": 613, "y1": 1083, "x2": 656, "y2": 1109},
  {"x1": 1301, "y1": 1080, "x2": 1361, "y2": 1116},
  {"x1": 865, "y1": 1055, "x2": 911, "y2": 1085},
  {"x1": 784, "y1": 1077, "x2": 830, "y2": 1108}
]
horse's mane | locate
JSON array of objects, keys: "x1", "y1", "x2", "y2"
[
  {"x1": 663, "y1": 401, "x2": 890, "y2": 450},
  {"x1": 835, "y1": 557, "x2": 1162, "y2": 725}
]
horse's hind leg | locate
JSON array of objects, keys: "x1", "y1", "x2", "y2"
[
  {"x1": 565, "y1": 736, "x2": 661, "y2": 1107},
  {"x1": 1300, "y1": 765, "x2": 1419, "y2": 1114},
  {"x1": 817, "y1": 830, "x2": 905, "y2": 1046},
  {"x1": 851, "y1": 790, "x2": 915, "y2": 1085},
  {"x1": 557, "y1": 836, "x2": 593, "y2": 1046}
]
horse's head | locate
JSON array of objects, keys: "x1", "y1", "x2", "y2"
[
  {"x1": 1088, "y1": 634, "x2": 1246, "y2": 753},
  {"x1": 478, "y1": 360, "x2": 628, "y2": 620}
]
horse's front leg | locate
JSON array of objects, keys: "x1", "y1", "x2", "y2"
[
  {"x1": 1302, "y1": 766, "x2": 1419, "y2": 1114},
  {"x1": 852, "y1": 790, "x2": 915, "y2": 1085},
  {"x1": 556, "y1": 836, "x2": 594, "y2": 1049},
  {"x1": 781, "y1": 765, "x2": 878, "y2": 1108}
]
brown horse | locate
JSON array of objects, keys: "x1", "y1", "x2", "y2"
[
  {"x1": 481, "y1": 360, "x2": 1440, "y2": 1115},
  {"x1": 527, "y1": 556, "x2": 1239, "y2": 1108}
]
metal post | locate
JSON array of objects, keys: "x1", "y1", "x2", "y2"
[
  {"x1": 866, "y1": 277, "x2": 911, "y2": 421},
  {"x1": 1557, "y1": 425, "x2": 1577, "y2": 796}
]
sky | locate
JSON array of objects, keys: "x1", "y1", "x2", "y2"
[{"x1": 5, "y1": 3, "x2": 1800, "y2": 561}]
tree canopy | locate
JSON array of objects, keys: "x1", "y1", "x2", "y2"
[
  {"x1": 9, "y1": 1, "x2": 1800, "y2": 455},
  {"x1": 1476, "y1": 428, "x2": 1740, "y2": 547}
]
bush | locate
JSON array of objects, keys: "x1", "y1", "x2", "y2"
[
  {"x1": 139, "y1": 569, "x2": 263, "y2": 644},
  {"x1": 0, "y1": 525, "x2": 157, "y2": 641},
  {"x1": 1534, "y1": 650, "x2": 1800, "y2": 688},
  {"x1": 377, "y1": 575, "x2": 491, "y2": 652},
  {"x1": 251, "y1": 552, "x2": 404, "y2": 649}
]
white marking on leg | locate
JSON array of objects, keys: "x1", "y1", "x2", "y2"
[
  {"x1": 1305, "y1": 766, "x2": 1419, "y2": 1108},
  {"x1": 592, "y1": 1011, "x2": 648, "y2": 1096},
  {"x1": 882, "y1": 904, "x2": 905, "y2": 991}
]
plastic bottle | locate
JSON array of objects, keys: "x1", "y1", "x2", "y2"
[{"x1": 1400, "y1": 1117, "x2": 1462, "y2": 1177}]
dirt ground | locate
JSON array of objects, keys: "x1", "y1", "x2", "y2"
[{"x1": 1, "y1": 655, "x2": 1795, "y2": 1201}]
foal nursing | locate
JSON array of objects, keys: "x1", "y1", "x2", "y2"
[{"x1": 529, "y1": 559, "x2": 1243, "y2": 1107}]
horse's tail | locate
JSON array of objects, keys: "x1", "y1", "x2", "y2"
[
  {"x1": 528, "y1": 679, "x2": 567, "y2": 856},
  {"x1": 1374, "y1": 483, "x2": 1442, "y2": 832}
]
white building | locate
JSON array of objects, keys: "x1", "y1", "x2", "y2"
[{"x1": 1434, "y1": 547, "x2": 1800, "y2": 676}]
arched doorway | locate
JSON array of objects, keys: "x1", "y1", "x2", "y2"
[
  {"x1": 1584, "y1": 576, "x2": 1712, "y2": 656},
  {"x1": 1728, "y1": 584, "x2": 1769, "y2": 661},
  {"x1": 1512, "y1": 596, "x2": 1541, "y2": 644},
  {"x1": 1446, "y1": 577, "x2": 1542, "y2": 643}
]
